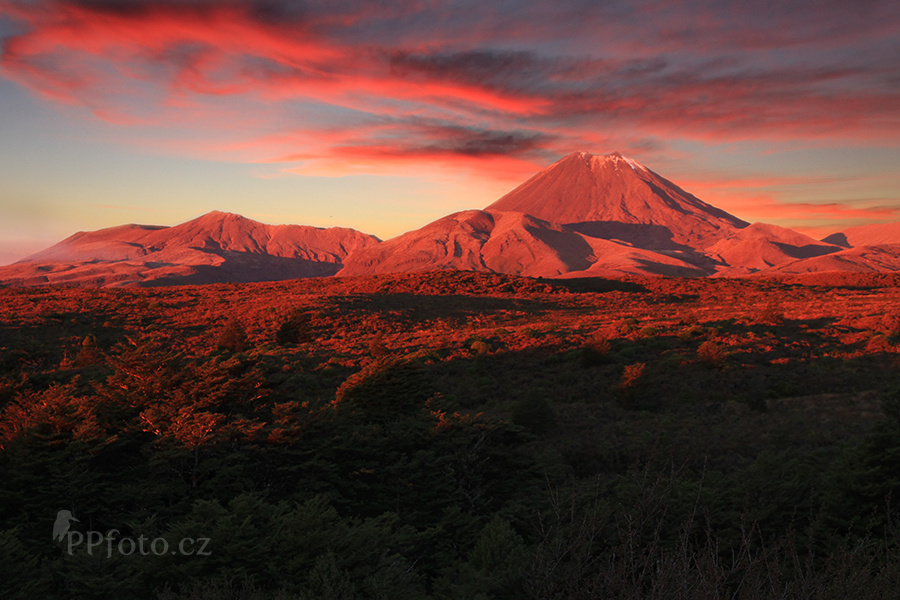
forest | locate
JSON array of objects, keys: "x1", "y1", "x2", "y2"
[{"x1": 2, "y1": 270, "x2": 900, "y2": 599}]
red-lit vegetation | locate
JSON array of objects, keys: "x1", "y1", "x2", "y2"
[{"x1": 3, "y1": 271, "x2": 900, "y2": 598}]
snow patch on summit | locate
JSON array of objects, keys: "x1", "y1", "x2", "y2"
[
  {"x1": 577, "y1": 151, "x2": 646, "y2": 172},
  {"x1": 601, "y1": 152, "x2": 646, "y2": 173}
]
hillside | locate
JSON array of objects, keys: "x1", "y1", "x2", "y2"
[
  {"x1": 768, "y1": 244, "x2": 900, "y2": 273},
  {"x1": 823, "y1": 222, "x2": 900, "y2": 247},
  {"x1": 337, "y1": 209, "x2": 710, "y2": 278},
  {"x1": 708, "y1": 222, "x2": 841, "y2": 274},
  {"x1": 0, "y1": 211, "x2": 379, "y2": 287}
]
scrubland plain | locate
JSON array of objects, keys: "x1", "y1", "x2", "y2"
[{"x1": 3, "y1": 271, "x2": 900, "y2": 598}]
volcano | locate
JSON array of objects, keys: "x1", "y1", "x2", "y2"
[
  {"x1": 487, "y1": 151, "x2": 749, "y2": 249},
  {"x1": 340, "y1": 152, "x2": 767, "y2": 278}
]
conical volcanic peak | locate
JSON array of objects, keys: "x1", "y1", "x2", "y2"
[{"x1": 487, "y1": 151, "x2": 748, "y2": 248}]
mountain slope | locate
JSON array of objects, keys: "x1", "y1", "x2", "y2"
[
  {"x1": 340, "y1": 151, "x2": 752, "y2": 278},
  {"x1": 337, "y1": 209, "x2": 709, "y2": 278},
  {"x1": 487, "y1": 151, "x2": 748, "y2": 249},
  {"x1": 822, "y1": 222, "x2": 900, "y2": 248},
  {"x1": 768, "y1": 245, "x2": 900, "y2": 274},
  {"x1": 708, "y1": 222, "x2": 841, "y2": 274},
  {"x1": 339, "y1": 210, "x2": 585, "y2": 277},
  {"x1": 0, "y1": 212, "x2": 380, "y2": 287}
]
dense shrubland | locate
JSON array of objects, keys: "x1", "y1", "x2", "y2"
[{"x1": 2, "y1": 272, "x2": 900, "y2": 598}]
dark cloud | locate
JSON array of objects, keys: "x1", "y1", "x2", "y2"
[
  {"x1": 245, "y1": 0, "x2": 306, "y2": 23},
  {"x1": 412, "y1": 125, "x2": 553, "y2": 158},
  {"x1": 67, "y1": 0, "x2": 155, "y2": 15},
  {"x1": 390, "y1": 50, "x2": 543, "y2": 82}
]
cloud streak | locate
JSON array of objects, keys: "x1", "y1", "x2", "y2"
[
  {"x1": 1, "y1": 0, "x2": 899, "y2": 182},
  {"x1": 682, "y1": 173, "x2": 900, "y2": 239}
]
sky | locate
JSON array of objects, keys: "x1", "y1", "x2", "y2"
[{"x1": 1, "y1": 0, "x2": 899, "y2": 265}]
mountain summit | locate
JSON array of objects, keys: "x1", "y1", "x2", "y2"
[
  {"x1": 0, "y1": 212, "x2": 379, "y2": 287},
  {"x1": 487, "y1": 151, "x2": 748, "y2": 249}
]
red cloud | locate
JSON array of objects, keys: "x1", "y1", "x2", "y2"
[
  {"x1": 733, "y1": 198, "x2": 900, "y2": 222},
  {"x1": 1, "y1": 0, "x2": 899, "y2": 177},
  {"x1": 681, "y1": 182, "x2": 900, "y2": 238}
]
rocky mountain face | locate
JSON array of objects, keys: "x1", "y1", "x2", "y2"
[{"x1": 0, "y1": 211, "x2": 380, "y2": 287}]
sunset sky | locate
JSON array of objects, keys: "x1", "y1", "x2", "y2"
[{"x1": 1, "y1": 0, "x2": 899, "y2": 264}]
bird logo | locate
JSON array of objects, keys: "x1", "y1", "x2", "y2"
[{"x1": 53, "y1": 510, "x2": 79, "y2": 542}]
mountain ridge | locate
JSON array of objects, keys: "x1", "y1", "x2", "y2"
[
  {"x1": 1, "y1": 211, "x2": 379, "y2": 287},
  {"x1": 5, "y1": 152, "x2": 900, "y2": 286}
]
